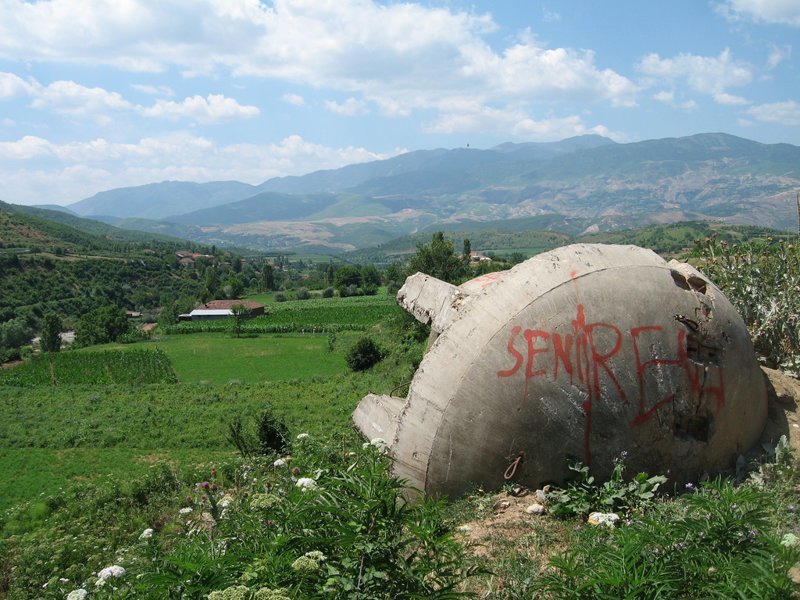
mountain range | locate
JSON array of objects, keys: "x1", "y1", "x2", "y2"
[{"x1": 65, "y1": 133, "x2": 800, "y2": 253}]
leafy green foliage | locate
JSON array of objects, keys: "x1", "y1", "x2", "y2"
[
  {"x1": 546, "y1": 458, "x2": 667, "y2": 518},
  {"x1": 164, "y1": 295, "x2": 400, "y2": 336},
  {"x1": 406, "y1": 231, "x2": 467, "y2": 283},
  {"x1": 0, "y1": 349, "x2": 177, "y2": 386},
  {"x1": 695, "y1": 236, "x2": 800, "y2": 374},
  {"x1": 40, "y1": 312, "x2": 62, "y2": 352},
  {"x1": 228, "y1": 407, "x2": 290, "y2": 458},
  {"x1": 75, "y1": 304, "x2": 131, "y2": 346},
  {"x1": 133, "y1": 436, "x2": 476, "y2": 599},
  {"x1": 345, "y1": 337, "x2": 385, "y2": 372},
  {"x1": 535, "y1": 478, "x2": 800, "y2": 598}
]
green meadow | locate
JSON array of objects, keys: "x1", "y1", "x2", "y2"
[{"x1": 81, "y1": 332, "x2": 359, "y2": 384}]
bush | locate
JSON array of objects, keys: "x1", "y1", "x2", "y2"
[
  {"x1": 322, "y1": 287, "x2": 334, "y2": 298},
  {"x1": 345, "y1": 337, "x2": 385, "y2": 371},
  {"x1": 696, "y1": 236, "x2": 800, "y2": 374},
  {"x1": 228, "y1": 406, "x2": 290, "y2": 457},
  {"x1": 274, "y1": 293, "x2": 287, "y2": 302},
  {"x1": 295, "y1": 287, "x2": 310, "y2": 300}
]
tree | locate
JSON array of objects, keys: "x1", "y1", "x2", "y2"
[
  {"x1": 76, "y1": 305, "x2": 130, "y2": 346},
  {"x1": 406, "y1": 232, "x2": 466, "y2": 284},
  {"x1": 334, "y1": 266, "x2": 362, "y2": 296},
  {"x1": 462, "y1": 238, "x2": 472, "y2": 271},
  {"x1": 230, "y1": 303, "x2": 248, "y2": 338},
  {"x1": 261, "y1": 264, "x2": 275, "y2": 291},
  {"x1": 40, "y1": 313, "x2": 62, "y2": 352},
  {"x1": 224, "y1": 275, "x2": 244, "y2": 299}
]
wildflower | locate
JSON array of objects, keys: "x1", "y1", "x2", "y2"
[
  {"x1": 198, "y1": 481, "x2": 211, "y2": 490},
  {"x1": 208, "y1": 585, "x2": 250, "y2": 600},
  {"x1": 296, "y1": 477, "x2": 317, "y2": 491},
  {"x1": 781, "y1": 533, "x2": 799, "y2": 547},
  {"x1": 291, "y1": 551, "x2": 326, "y2": 574},
  {"x1": 296, "y1": 432, "x2": 309, "y2": 440},
  {"x1": 98, "y1": 565, "x2": 126, "y2": 580},
  {"x1": 67, "y1": 589, "x2": 88, "y2": 600},
  {"x1": 139, "y1": 528, "x2": 154, "y2": 540},
  {"x1": 587, "y1": 512, "x2": 620, "y2": 528},
  {"x1": 273, "y1": 458, "x2": 287, "y2": 468},
  {"x1": 250, "y1": 493, "x2": 280, "y2": 511},
  {"x1": 363, "y1": 437, "x2": 388, "y2": 453},
  {"x1": 179, "y1": 507, "x2": 193, "y2": 515},
  {"x1": 684, "y1": 482, "x2": 695, "y2": 491},
  {"x1": 291, "y1": 466, "x2": 302, "y2": 476},
  {"x1": 253, "y1": 588, "x2": 291, "y2": 600}
]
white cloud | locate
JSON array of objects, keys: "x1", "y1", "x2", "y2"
[
  {"x1": 141, "y1": 94, "x2": 260, "y2": 123},
  {"x1": 30, "y1": 80, "x2": 133, "y2": 116},
  {"x1": 1, "y1": 73, "x2": 258, "y2": 124},
  {"x1": 131, "y1": 83, "x2": 174, "y2": 96},
  {"x1": 653, "y1": 90, "x2": 674, "y2": 104},
  {"x1": 714, "y1": 92, "x2": 749, "y2": 105},
  {"x1": 424, "y1": 103, "x2": 615, "y2": 140},
  {"x1": 637, "y1": 49, "x2": 752, "y2": 105},
  {"x1": 0, "y1": 0, "x2": 638, "y2": 134},
  {"x1": 325, "y1": 97, "x2": 368, "y2": 116},
  {"x1": 0, "y1": 135, "x2": 55, "y2": 160},
  {"x1": 281, "y1": 93, "x2": 305, "y2": 106},
  {"x1": 542, "y1": 7, "x2": 561, "y2": 22},
  {"x1": 766, "y1": 45, "x2": 792, "y2": 69},
  {"x1": 0, "y1": 132, "x2": 399, "y2": 204},
  {"x1": 747, "y1": 100, "x2": 800, "y2": 125},
  {"x1": 718, "y1": 0, "x2": 800, "y2": 27},
  {"x1": 0, "y1": 71, "x2": 37, "y2": 99}
]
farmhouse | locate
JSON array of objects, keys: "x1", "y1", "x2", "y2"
[{"x1": 184, "y1": 299, "x2": 265, "y2": 321}]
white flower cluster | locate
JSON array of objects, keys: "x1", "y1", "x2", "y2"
[
  {"x1": 273, "y1": 458, "x2": 287, "y2": 468},
  {"x1": 66, "y1": 589, "x2": 88, "y2": 600},
  {"x1": 295, "y1": 477, "x2": 317, "y2": 491},
  {"x1": 296, "y1": 432, "x2": 309, "y2": 440},
  {"x1": 98, "y1": 565, "x2": 126, "y2": 580},
  {"x1": 178, "y1": 507, "x2": 193, "y2": 515},
  {"x1": 363, "y1": 437, "x2": 388, "y2": 453},
  {"x1": 139, "y1": 528, "x2": 153, "y2": 540}
]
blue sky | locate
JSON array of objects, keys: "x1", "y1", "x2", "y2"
[{"x1": 0, "y1": 0, "x2": 798, "y2": 206}]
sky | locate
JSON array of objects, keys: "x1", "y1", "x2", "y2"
[{"x1": 0, "y1": 0, "x2": 799, "y2": 207}]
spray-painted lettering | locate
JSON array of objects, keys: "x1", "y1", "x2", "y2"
[{"x1": 497, "y1": 303, "x2": 725, "y2": 464}]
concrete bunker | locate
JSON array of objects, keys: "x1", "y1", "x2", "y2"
[{"x1": 353, "y1": 244, "x2": 767, "y2": 498}]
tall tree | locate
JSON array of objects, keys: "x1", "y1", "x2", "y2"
[
  {"x1": 230, "y1": 303, "x2": 248, "y2": 338},
  {"x1": 40, "y1": 313, "x2": 62, "y2": 353},
  {"x1": 406, "y1": 232, "x2": 466, "y2": 284}
]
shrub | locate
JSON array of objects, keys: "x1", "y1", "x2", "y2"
[
  {"x1": 695, "y1": 236, "x2": 800, "y2": 374},
  {"x1": 294, "y1": 287, "x2": 310, "y2": 300},
  {"x1": 273, "y1": 293, "x2": 287, "y2": 302},
  {"x1": 345, "y1": 337, "x2": 385, "y2": 371},
  {"x1": 322, "y1": 287, "x2": 334, "y2": 298},
  {"x1": 228, "y1": 406, "x2": 289, "y2": 457},
  {"x1": 546, "y1": 456, "x2": 667, "y2": 518}
]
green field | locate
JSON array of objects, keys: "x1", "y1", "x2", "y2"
[
  {"x1": 0, "y1": 292, "x2": 408, "y2": 517},
  {"x1": 0, "y1": 373, "x2": 385, "y2": 512},
  {"x1": 84, "y1": 332, "x2": 358, "y2": 384}
]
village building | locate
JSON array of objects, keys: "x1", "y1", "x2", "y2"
[{"x1": 180, "y1": 299, "x2": 265, "y2": 321}]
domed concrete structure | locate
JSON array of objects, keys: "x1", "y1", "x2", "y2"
[{"x1": 354, "y1": 244, "x2": 767, "y2": 498}]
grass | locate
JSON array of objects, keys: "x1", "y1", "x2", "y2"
[
  {"x1": 0, "y1": 448, "x2": 231, "y2": 514},
  {"x1": 80, "y1": 332, "x2": 359, "y2": 384},
  {"x1": 0, "y1": 370, "x2": 397, "y2": 515}
]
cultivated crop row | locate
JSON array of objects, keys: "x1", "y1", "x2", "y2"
[{"x1": 0, "y1": 349, "x2": 177, "y2": 386}]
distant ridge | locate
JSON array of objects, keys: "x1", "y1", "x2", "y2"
[{"x1": 63, "y1": 133, "x2": 800, "y2": 253}]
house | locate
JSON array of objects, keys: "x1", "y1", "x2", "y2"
[
  {"x1": 187, "y1": 299, "x2": 265, "y2": 321},
  {"x1": 469, "y1": 251, "x2": 492, "y2": 263}
]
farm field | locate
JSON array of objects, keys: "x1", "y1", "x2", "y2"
[
  {"x1": 0, "y1": 293, "x2": 409, "y2": 517},
  {"x1": 0, "y1": 373, "x2": 384, "y2": 513},
  {"x1": 81, "y1": 332, "x2": 359, "y2": 384}
]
